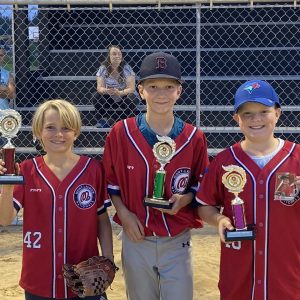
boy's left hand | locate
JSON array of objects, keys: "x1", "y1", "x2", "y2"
[{"x1": 155, "y1": 193, "x2": 192, "y2": 215}]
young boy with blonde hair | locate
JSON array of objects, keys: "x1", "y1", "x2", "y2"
[{"x1": 0, "y1": 99, "x2": 113, "y2": 300}]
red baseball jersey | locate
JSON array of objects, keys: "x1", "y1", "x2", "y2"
[
  {"x1": 196, "y1": 141, "x2": 300, "y2": 300},
  {"x1": 103, "y1": 117, "x2": 209, "y2": 237},
  {"x1": 13, "y1": 156, "x2": 111, "y2": 299}
]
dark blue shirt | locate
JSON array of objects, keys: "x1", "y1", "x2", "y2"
[
  {"x1": 136, "y1": 113, "x2": 184, "y2": 147},
  {"x1": 135, "y1": 113, "x2": 196, "y2": 203}
]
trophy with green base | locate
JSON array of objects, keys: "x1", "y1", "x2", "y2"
[
  {"x1": 222, "y1": 165, "x2": 255, "y2": 242},
  {"x1": 144, "y1": 136, "x2": 176, "y2": 209}
]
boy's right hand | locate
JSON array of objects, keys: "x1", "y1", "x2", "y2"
[
  {"x1": 0, "y1": 159, "x2": 19, "y2": 175},
  {"x1": 120, "y1": 210, "x2": 145, "y2": 243},
  {"x1": 0, "y1": 158, "x2": 7, "y2": 175},
  {"x1": 217, "y1": 216, "x2": 234, "y2": 243}
]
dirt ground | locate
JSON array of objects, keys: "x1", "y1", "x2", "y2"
[{"x1": 0, "y1": 219, "x2": 220, "y2": 300}]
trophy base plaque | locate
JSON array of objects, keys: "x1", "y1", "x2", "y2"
[
  {"x1": 0, "y1": 175, "x2": 24, "y2": 185},
  {"x1": 144, "y1": 197, "x2": 172, "y2": 209},
  {"x1": 225, "y1": 224, "x2": 256, "y2": 242}
]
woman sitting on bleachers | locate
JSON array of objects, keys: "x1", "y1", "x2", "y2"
[{"x1": 95, "y1": 45, "x2": 140, "y2": 128}]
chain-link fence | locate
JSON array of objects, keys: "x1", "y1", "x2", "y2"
[{"x1": 0, "y1": 2, "x2": 299, "y2": 160}]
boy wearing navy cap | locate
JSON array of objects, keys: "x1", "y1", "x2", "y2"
[
  {"x1": 102, "y1": 52, "x2": 209, "y2": 300},
  {"x1": 196, "y1": 80, "x2": 300, "y2": 299}
]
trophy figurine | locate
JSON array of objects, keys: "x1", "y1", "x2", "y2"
[
  {"x1": 222, "y1": 165, "x2": 255, "y2": 242},
  {"x1": 0, "y1": 110, "x2": 24, "y2": 184},
  {"x1": 144, "y1": 136, "x2": 176, "y2": 209}
]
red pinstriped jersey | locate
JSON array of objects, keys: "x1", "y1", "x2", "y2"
[
  {"x1": 103, "y1": 117, "x2": 209, "y2": 237},
  {"x1": 196, "y1": 141, "x2": 300, "y2": 300},
  {"x1": 13, "y1": 156, "x2": 110, "y2": 299}
]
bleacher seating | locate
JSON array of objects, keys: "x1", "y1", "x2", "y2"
[{"x1": 13, "y1": 4, "x2": 300, "y2": 159}]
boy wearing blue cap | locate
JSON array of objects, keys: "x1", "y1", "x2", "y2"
[
  {"x1": 102, "y1": 52, "x2": 209, "y2": 300},
  {"x1": 196, "y1": 80, "x2": 300, "y2": 299}
]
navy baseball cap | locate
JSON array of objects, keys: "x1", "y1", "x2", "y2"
[
  {"x1": 138, "y1": 52, "x2": 183, "y2": 84},
  {"x1": 234, "y1": 80, "x2": 280, "y2": 112}
]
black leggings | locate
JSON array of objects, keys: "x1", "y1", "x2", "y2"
[
  {"x1": 25, "y1": 290, "x2": 107, "y2": 300},
  {"x1": 94, "y1": 93, "x2": 139, "y2": 122}
]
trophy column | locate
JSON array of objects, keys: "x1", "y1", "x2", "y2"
[
  {"x1": 144, "y1": 136, "x2": 176, "y2": 209},
  {"x1": 0, "y1": 110, "x2": 24, "y2": 184},
  {"x1": 222, "y1": 165, "x2": 255, "y2": 242},
  {"x1": 3, "y1": 140, "x2": 16, "y2": 175},
  {"x1": 153, "y1": 170, "x2": 166, "y2": 199}
]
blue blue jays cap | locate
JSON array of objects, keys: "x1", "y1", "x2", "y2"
[
  {"x1": 138, "y1": 52, "x2": 183, "y2": 84},
  {"x1": 234, "y1": 80, "x2": 280, "y2": 112}
]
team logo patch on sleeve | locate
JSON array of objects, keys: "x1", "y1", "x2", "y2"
[
  {"x1": 171, "y1": 168, "x2": 191, "y2": 194},
  {"x1": 74, "y1": 184, "x2": 96, "y2": 209},
  {"x1": 274, "y1": 172, "x2": 300, "y2": 206}
]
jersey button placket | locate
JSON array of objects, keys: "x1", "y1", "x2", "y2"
[
  {"x1": 55, "y1": 191, "x2": 66, "y2": 297},
  {"x1": 255, "y1": 179, "x2": 266, "y2": 299},
  {"x1": 255, "y1": 224, "x2": 265, "y2": 297}
]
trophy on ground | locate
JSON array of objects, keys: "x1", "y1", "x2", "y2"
[
  {"x1": 144, "y1": 136, "x2": 176, "y2": 209},
  {"x1": 222, "y1": 165, "x2": 255, "y2": 242},
  {"x1": 0, "y1": 109, "x2": 24, "y2": 184}
]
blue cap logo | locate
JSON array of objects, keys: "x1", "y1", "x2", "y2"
[
  {"x1": 234, "y1": 80, "x2": 280, "y2": 112},
  {"x1": 244, "y1": 82, "x2": 260, "y2": 94}
]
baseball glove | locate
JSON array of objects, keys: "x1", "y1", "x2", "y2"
[{"x1": 62, "y1": 256, "x2": 118, "y2": 298}]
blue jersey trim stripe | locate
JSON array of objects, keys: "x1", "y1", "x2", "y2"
[
  {"x1": 108, "y1": 183, "x2": 120, "y2": 196},
  {"x1": 104, "y1": 198, "x2": 112, "y2": 208},
  {"x1": 63, "y1": 158, "x2": 93, "y2": 294},
  {"x1": 97, "y1": 203, "x2": 108, "y2": 215},
  {"x1": 107, "y1": 184, "x2": 120, "y2": 196},
  {"x1": 163, "y1": 127, "x2": 197, "y2": 236},
  {"x1": 108, "y1": 189, "x2": 120, "y2": 196},
  {"x1": 13, "y1": 198, "x2": 22, "y2": 212},
  {"x1": 123, "y1": 119, "x2": 152, "y2": 227},
  {"x1": 174, "y1": 127, "x2": 197, "y2": 159},
  {"x1": 32, "y1": 157, "x2": 57, "y2": 298}
]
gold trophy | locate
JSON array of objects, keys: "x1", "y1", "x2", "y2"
[
  {"x1": 144, "y1": 136, "x2": 176, "y2": 209},
  {"x1": 0, "y1": 110, "x2": 24, "y2": 184},
  {"x1": 222, "y1": 165, "x2": 255, "y2": 242}
]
